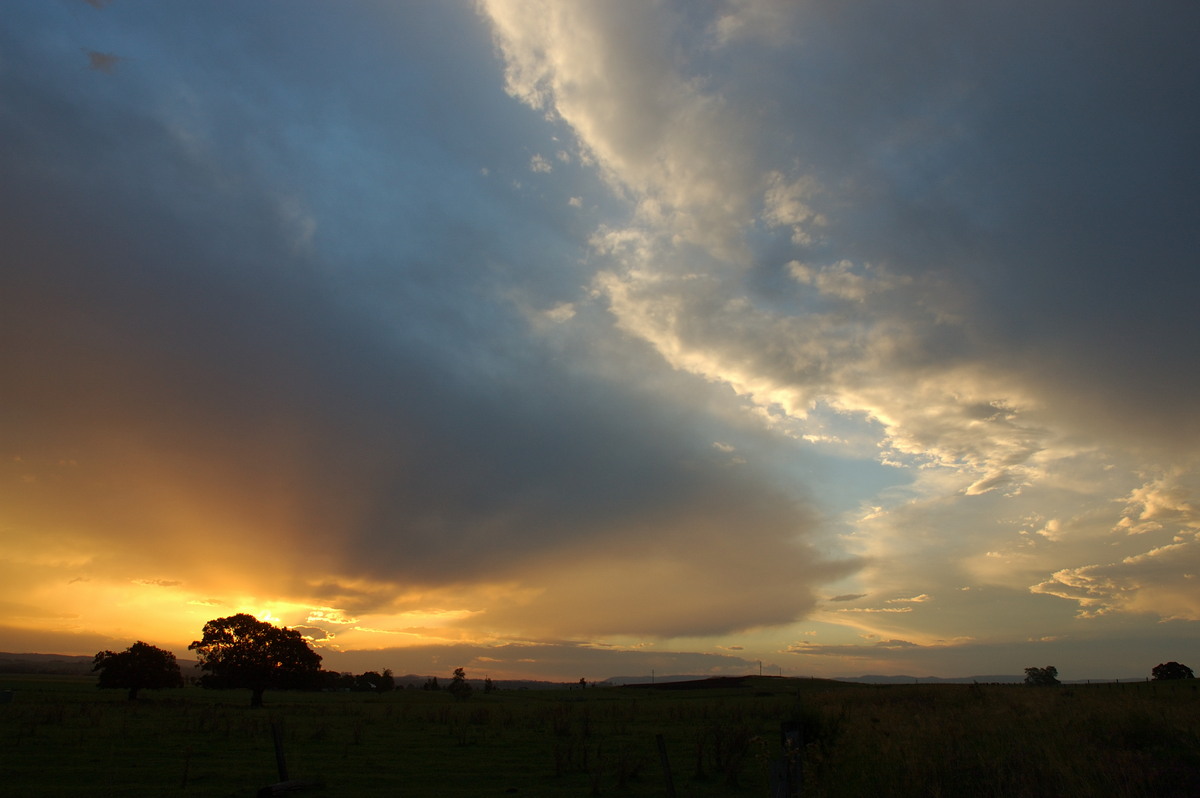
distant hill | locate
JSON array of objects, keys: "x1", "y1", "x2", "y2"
[
  {"x1": 0, "y1": 652, "x2": 202, "y2": 677},
  {"x1": 845, "y1": 674, "x2": 1146, "y2": 685},
  {"x1": 0, "y1": 652, "x2": 95, "y2": 675},
  {"x1": 608, "y1": 673, "x2": 1146, "y2": 687},
  {"x1": 845, "y1": 674, "x2": 1025, "y2": 684},
  {"x1": 607, "y1": 673, "x2": 1030, "y2": 686},
  {"x1": 391, "y1": 674, "x2": 594, "y2": 691},
  {"x1": 0, "y1": 657, "x2": 1144, "y2": 687},
  {"x1": 605, "y1": 674, "x2": 712, "y2": 685}
]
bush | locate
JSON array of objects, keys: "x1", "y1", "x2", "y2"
[{"x1": 1024, "y1": 666, "x2": 1060, "y2": 686}]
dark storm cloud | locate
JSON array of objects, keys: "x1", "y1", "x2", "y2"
[
  {"x1": 719, "y1": 0, "x2": 1200, "y2": 444},
  {"x1": 0, "y1": 2, "x2": 841, "y2": 634}
]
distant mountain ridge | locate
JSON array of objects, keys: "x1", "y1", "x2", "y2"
[
  {"x1": 604, "y1": 674, "x2": 1032, "y2": 686},
  {"x1": 846, "y1": 674, "x2": 1025, "y2": 684},
  {"x1": 0, "y1": 652, "x2": 95, "y2": 675},
  {"x1": 1, "y1": 655, "x2": 1145, "y2": 685},
  {"x1": 0, "y1": 652, "x2": 203, "y2": 677},
  {"x1": 605, "y1": 673, "x2": 1147, "y2": 686}
]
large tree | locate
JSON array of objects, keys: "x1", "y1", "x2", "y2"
[
  {"x1": 92, "y1": 641, "x2": 184, "y2": 700},
  {"x1": 189, "y1": 614, "x2": 322, "y2": 707},
  {"x1": 1152, "y1": 661, "x2": 1194, "y2": 680}
]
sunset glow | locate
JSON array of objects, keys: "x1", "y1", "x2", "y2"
[{"x1": 2, "y1": 1, "x2": 1199, "y2": 682}]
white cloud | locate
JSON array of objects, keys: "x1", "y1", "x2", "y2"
[
  {"x1": 887, "y1": 594, "x2": 931, "y2": 604},
  {"x1": 1029, "y1": 471, "x2": 1200, "y2": 620},
  {"x1": 479, "y1": 1, "x2": 1200, "y2": 662},
  {"x1": 480, "y1": 0, "x2": 762, "y2": 257},
  {"x1": 1031, "y1": 540, "x2": 1200, "y2": 621},
  {"x1": 764, "y1": 172, "x2": 825, "y2": 245}
]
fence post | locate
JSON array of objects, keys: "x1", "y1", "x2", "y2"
[
  {"x1": 770, "y1": 720, "x2": 803, "y2": 797},
  {"x1": 656, "y1": 733, "x2": 676, "y2": 798},
  {"x1": 272, "y1": 721, "x2": 289, "y2": 782}
]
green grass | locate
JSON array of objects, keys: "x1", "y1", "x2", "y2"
[{"x1": 1, "y1": 675, "x2": 1198, "y2": 796}]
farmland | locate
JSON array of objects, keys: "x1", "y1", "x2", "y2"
[{"x1": 2, "y1": 674, "x2": 1198, "y2": 796}]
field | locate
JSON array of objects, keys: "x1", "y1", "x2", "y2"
[{"x1": 2, "y1": 674, "x2": 1199, "y2": 797}]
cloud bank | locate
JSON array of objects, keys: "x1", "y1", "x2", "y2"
[{"x1": 0, "y1": 0, "x2": 1197, "y2": 680}]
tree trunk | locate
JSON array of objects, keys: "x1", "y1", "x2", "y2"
[
  {"x1": 251, "y1": 687, "x2": 265, "y2": 708},
  {"x1": 128, "y1": 686, "x2": 140, "y2": 701}
]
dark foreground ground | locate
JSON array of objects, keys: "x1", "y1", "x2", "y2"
[{"x1": 2, "y1": 674, "x2": 1198, "y2": 796}]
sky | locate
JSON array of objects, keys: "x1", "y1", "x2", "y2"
[{"x1": 2, "y1": 0, "x2": 1199, "y2": 683}]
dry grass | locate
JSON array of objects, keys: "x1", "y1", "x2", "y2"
[{"x1": 1, "y1": 674, "x2": 1197, "y2": 796}]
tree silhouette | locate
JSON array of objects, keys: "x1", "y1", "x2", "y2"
[
  {"x1": 353, "y1": 669, "x2": 395, "y2": 693},
  {"x1": 188, "y1": 613, "x2": 322, "y2": 707},
  {"x1": 1023, "y1": 666, "x2": 1060, "y2": 686},
  {"x1": 1152, "y1": 661, "x2": 1194, "y2": 680},
  {"x1": 92, "y1": 641, "x2": 183, "y2": 700},
  {"x1": 448, "y1": 667, "x2": 472, "y2": 700}
]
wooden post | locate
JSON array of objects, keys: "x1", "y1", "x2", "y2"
[
  {"x1": 259, "y1": 722, "x2": 322, "y2": 797},
  {"x1": 272, "y1": 722, "x2": 289, "y2": 782},
  {"x1": 180, "y1": 745, "x2": 192, "y2": 788},
  {"x1": 770, "y1": 720, "x2": 803, "y2": 797},
  {"x1": 656, "y1": 734, "x2": 676, "y2": 798}
]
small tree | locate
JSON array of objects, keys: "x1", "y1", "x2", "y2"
[
  {"x1": 92, "y1": 641, "x2": 183, "y2": 700},
  {"x1": 1152, "y1": 661, "x2": 1195, "y2": 680},
  {"x1": 350, "y1": 670, "x2": 394, "y2": 693},
  {"x1": 1024, "y1": 665, "x2": 1060, "y2": 686},
  {"x1": 354, "y1": 671, "x2": 382, "y2": 692},
  {"x1": 423, "y1": 676, "x2": 440, "y2": 691},
  {"x1": 188, "y1": 613, "x2": 322, "y2": 707},
  {"x1": 483, "y1": 676, "x2": 496, "y2": 694},
  {"x1": 448, "y1": 667, "x2": 472, "y2": 700}
]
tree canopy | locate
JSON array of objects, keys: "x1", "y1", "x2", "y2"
[
  {"x1": 92, "y1": 641, "x2": 184, "y2": 700},
  {"x1": 1152, "y1": 661, "x2": 1194, "y2": 680},
  {"x1": 188, "y1": 613, "x2": 322, "y2": 707},
  {"x1": 1023, "y1": 666, "x2": 1060, "y2": 686},
  {"x1": 448, "y1": 667, "x2": 473, "y2": 700}
]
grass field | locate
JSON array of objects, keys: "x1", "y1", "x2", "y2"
[{"x1": 2, "y1": 674, "x2": 1199, "y2": 797}]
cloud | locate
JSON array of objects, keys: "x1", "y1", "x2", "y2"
[
  {"x1": 786, "y1": 639, "x2": 920, "y2": 657},
  {"x1": 292, "y1": 625, "x2": 332, "y2": 642},
  {"x1": 4, "y1": 0, "x2": 1200, "y2": 682},
  {"x1": 1030, "y1": 472, "x2": 1200, "y2": 620},
  {"x1": 0, "y1": 1, "x2": 854, "y2": 649},
  {"x1": 481, "y1": 0, "x2": 761, "y2": 257},
  {"x1": 710, "y1": 0, "x2": 796, "y2": 48},
  {"x1": 485, "y1": 0, "x2": 1200, "y2": 458},
  {"x1": 1032, "y1": 541, "x2": 1200, "y2": 621},
  {"x1": 887, "y1": 594, "x2": 931, "y2": 604}
]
